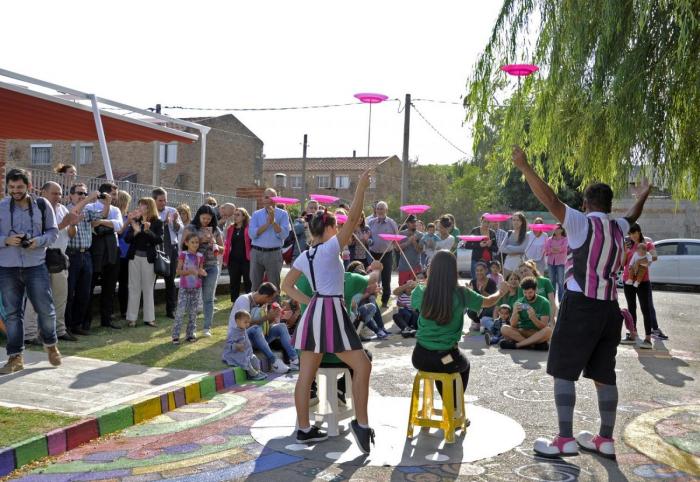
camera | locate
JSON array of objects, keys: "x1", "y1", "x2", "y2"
[
  {"x1": 520, "y1": 303, "x2": 530, "y2": 310},
  {"x1": 20, "y1": 234, "x2": 32, "y2": 248},
  {"x1": 305, "y1": 213, "x2": 313, "y2": 223},
  {"x1": 98, "y1": 193, "x2": 107, "y2": 200}
]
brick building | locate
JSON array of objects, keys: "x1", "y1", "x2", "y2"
[
  {"x1": 4, "y1": 114, "x2": 263, "y2": 196},
  {"x1": 262, "y1": 155, "x2": 402, "y2": 204}
]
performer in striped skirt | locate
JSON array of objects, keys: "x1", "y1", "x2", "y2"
[
  {"x1": 511, "y1": 146, "x2": 651, "y2": 461},
  {"x1": 282, "y1": 169, "x2": 375, "y2": 454}
]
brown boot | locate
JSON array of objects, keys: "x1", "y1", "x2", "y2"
[
  {"x1": 45, "y1": 345, "x2": 62, "y2": 367},
  {"x1": 0, "y1": 354, "x2": 24, "y2": 374}
]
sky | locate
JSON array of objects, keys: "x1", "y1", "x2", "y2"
[{"x1": 1, "y1": 1, "x2": 503, "y2": 165}]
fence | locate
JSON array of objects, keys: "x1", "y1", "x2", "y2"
[{"x1": 12, "y1": 166, "x2": 256, "y2": 213}]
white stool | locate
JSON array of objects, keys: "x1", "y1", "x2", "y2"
[{"x1": 312, "y1": 367, "x2": 355, "y2": 436}]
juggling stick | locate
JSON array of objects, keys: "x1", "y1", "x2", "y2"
[
  {"x1": 395, "y1": 239, "x2": 420, "y2": 280},
  {"x1": 352, "y1": 233, "x2": 373, "y2": 259},
  {"x1": 270, "y1": 197, "x2": 302, "y2": 257}
]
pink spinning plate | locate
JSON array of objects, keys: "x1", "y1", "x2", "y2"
[
  {"x1": 400, "y1": 204, "x2": 431, "y2": 215},
  {"x1": 309, "y1": 194, "x2": 339, "y2": 204},
  {"x1": 270, "y1": 196, "x2": 299, "y2": 205},
  {"x1": 483, "y1": 213, "x2": 511, "y2": 223},
  {"x1": 354, "y1": 93, "x2": 389, "y2": 104},
  {"x1": 530, "y1": 223, "x2": 557, "y2": 232},
  {"x1": 459, "y1": 235, "x2": 488, "y2": 242},
  {"x1": 335, "y1": 214, "x2": 348, "y2": 224},
  {"x1": 378, "y1": 233, "x2": 406, "y2": 242},
  {"x1": 500, "y1": 64, "x2": 539, "y2": 76}
]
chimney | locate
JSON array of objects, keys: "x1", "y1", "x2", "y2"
[{"x1": 352, "y1": 150, "x2": 356, "y2": 158}]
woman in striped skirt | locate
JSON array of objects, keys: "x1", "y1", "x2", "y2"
[{"x1": 282, "y1": 170, "x2": 374, "y2": 454}]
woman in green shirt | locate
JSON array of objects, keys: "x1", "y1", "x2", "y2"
[
  {"x1": 517, "y1": 260, "x2": 558, "y2": 321},
  {"x1": 411, "y1": 250, "x2": 506, "y2": 401}
]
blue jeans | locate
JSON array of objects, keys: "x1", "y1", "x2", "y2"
[
  {"x1": 201, "y1": 264, "x2": 220, "y2": 330},
  {"x1": 66, "y1": 251, "x2": 93, "y2": 330},
  {"x1": 0, "y1": 264, "x2": 57, "y2": 356},
  {"x1": 247, "y1": 323, "x2": 297, "y2": 363},
  {"x1": 358, "y1": 303, "x2": 382, "y2": 334},
  {"x1": 548, "y1": 264, "x2": 566, "y2": 302},
  {"x1": 394, "y1": 307, "x2": 418, "y2": 330}
]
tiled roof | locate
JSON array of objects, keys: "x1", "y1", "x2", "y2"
[{"x1": 263, "y1": 156, "x2": 396, "y2": 172}]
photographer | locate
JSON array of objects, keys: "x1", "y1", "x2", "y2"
[
  {"x1": 85, "y1": 182, "x2": 123, "y2": 330},
  {"x1": 65, "y1": 183, "x2": 108, "y2": 336},
  {"x1": 0, "y1": 168, "x2": 60, "y2": 375},
  {"x1": 499, "y1": 276, "x2": 552, "y2": 350}
]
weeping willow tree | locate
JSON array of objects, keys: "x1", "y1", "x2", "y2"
[{"x1": 465, "y1": 0, "x2": 700, "y2": 199}]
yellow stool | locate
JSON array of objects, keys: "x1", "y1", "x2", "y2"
[{"x1": 407, "y1": 370, "x2": 468, "y2": 443}]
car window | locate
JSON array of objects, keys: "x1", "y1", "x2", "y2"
[
  {"x1": 681, "y1": 242, "x2": 700, "y2": 256},
  {"x1": 654, "y1": 243, "x2": 678, "y2": 256}
]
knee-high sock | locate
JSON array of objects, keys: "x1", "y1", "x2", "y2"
[
  {"x1": 554, "y1": 378, "x2": 576, "y2": 438},
  {"x1": 596, "y1": 383, "x2": 618, "y2": 439}
]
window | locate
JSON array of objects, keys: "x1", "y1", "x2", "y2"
[
  {"x1": 369, "y1": 175, "x2": 377, "y2": 189},
  {"x1": 335, "y1": 175, "x2": 350, "y2": 189},
  {"x1": 289, "y1": 175, "x2": 303, "y2": 189},
  {"x1": 72, "y1": 144, "x2": 93, "y2": 165},
  {"x1": 159, "y1": 142, "x2": 178, "y2": 164},
  {"x1": 274, "y1": 174, "x2": 287, "y2": 188},
  {"x1": 31, "y1": 144, "x2": 52, "y2": 165},
  {"x1": 654, "y1": 243, "x2": 678, "y2": 256},
  {"x1": 317, "y1": 175, "x2": 331, "y2": 189},
  {"x1": 682, "y1": 242, "x2": 700, "y2": 256}
]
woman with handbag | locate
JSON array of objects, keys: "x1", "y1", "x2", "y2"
[
  {"x1": 184, "y1": 205, "x2": 224, "y2": 337},
  {"x1": 124, "y1": 198, "x2": 163, "y2": 327}
]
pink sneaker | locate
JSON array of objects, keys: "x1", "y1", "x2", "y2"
[
  {"x1": 576, "y1": 431, "x2": 616, "y2": 460},
  {"x1": 533, "y1": 435, "x2": 579, "y2": 458}
]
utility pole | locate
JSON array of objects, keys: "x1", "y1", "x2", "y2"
[
  {"x1": 301, "y1": 134, "x2": 308, "y2": 201},
  {"x1": 401, "y1": 93, "x2": 411, "y2": 204}
]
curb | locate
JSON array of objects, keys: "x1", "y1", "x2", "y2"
[{"x1": 0, "y1": 365, "x2": 259, "y2": 477}]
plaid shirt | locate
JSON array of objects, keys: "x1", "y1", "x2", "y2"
[{"x1": 67, "y1": 204, "x2": 102, "y2": 250}]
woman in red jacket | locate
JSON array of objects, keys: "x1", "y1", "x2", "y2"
[{"x1": 223, "y1": 207, "x2": 252, "y2": 302}]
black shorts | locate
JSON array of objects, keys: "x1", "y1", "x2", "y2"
[{"x1": 546, "y1": 290, "x2": 622, "y2": 385}]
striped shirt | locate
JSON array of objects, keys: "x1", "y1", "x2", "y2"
[
  {"x1": 67, "y1": 204, "x2": 102, "y2": 250},
  {"x1": 563, "y1": 206, "x2": 629, "y2": 301}
]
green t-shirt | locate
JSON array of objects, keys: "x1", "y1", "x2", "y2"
[
  {"x1": 296, "y1": 272, "x2": 369, "y2": 363},
  {"x1": 517, "y1": 276, "x2": 554, "y2": 300},
  {"x1": 514, "y1": 294, "x2": 551, "y2": 331},
  {"x1": 411, "y1": 284, "x2": 483, "y2": 351},
  {"x1": 499, "y1": 291, "x2": 519, "y2": 310}
]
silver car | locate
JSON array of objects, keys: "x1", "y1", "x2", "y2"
[{"x1": 649, "y1": 238, "x2": 700, "y2": 287}]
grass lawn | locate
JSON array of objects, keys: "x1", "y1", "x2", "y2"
[
  {"x1": 2, "y1": 296, "x2": 234, "y2": 373},
  {"x1": 0, "y1": 407, "x2": 78, "y2": 447}
]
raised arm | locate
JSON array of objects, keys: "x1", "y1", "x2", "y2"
[
  {"x1": 337, "y1": 169, "x2": 371, "y2": 247},
  {"x1": 512, "y1": 145, "x2": 566, "y2": 223},
  {"x1": 623, "y1": 179, "x2": 652, "y2": 225}
]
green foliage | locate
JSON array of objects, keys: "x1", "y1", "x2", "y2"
[{"x1": 465, "y1": 0, "x2": 700, "y2": 199}]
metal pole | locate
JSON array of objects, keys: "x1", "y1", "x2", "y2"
[
  {"x1": 302, "y1": 134, "x2": 308, "y2": 201},
  {"x1": 367, "y1": 103, "x2": 372, "y2": 156},
  {"x1": 199, "y1": 130, "x2": 207, "y2": 202},
  {"x1": 152, "y1": 142, "x2": 159, "y2": 186},
  {"x1": 88, "y1": 94, "x2": 113, "y2": 181},
  {"x1": 401, "y1": 93, "x2": 411, "y2": 204}
]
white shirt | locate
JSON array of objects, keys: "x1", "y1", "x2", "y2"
[
  {"x1": 563, "y1": 205, "x2": 630, "y2": 293},
  {"x1": 292, "y1": 236, "x2": 344, "y2": 295},
  {"x1": 525, "y1": 231, "x2": 548, "y2": 261},
  {"x1": 50, "y1": 203, "x2": 70, "y2": 252},
  {"x1": 435, "y1": 235, "x2": 455, "y2": 251},
  {"x1": 86, "y1": 201, "x2": 123, "y2": 238},
  {"x1": 159, "y1": 206, "x2": 184, "y2": 246}
]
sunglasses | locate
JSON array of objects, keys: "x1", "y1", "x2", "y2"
[{"x1": 75, "y1": 192, "x2": 88, "y2": 196}]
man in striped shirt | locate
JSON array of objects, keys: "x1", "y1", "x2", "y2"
[{"x1": 512, "y1": 146, "x2": 651, "y2": 461}]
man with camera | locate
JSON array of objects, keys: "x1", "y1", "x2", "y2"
[
  {"x1": 499, "y1": 276, "x2": 552, "y2": 350},
  {"x1": 84, "y1": 182, "x2": 123, "y2": 330},
  {"x1": 0, "y1": 169, "x2": 60, "y2": 375},
  {"x1": 248, "y1": 188, "x2": 290, "y2": 291},
  {"x1": 65, "y1": 183, "x2": 109, "y2": 336}
]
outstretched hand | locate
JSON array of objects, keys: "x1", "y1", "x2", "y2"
[
  {"x1": 358, "y1": 169, "x2": 372, "y2": 191},
  {"x1": 512, "y1": 145, "x2": 528, "y2": 170},
  {"x1": 633, "y1": 177, "x2": 652, "y2": 199}
]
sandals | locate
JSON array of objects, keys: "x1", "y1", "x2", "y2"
[
  {"x1": 127, "y1": 321, "x2": 136, "y2": 327},
  {"x1": 144, "y1": 321, "x2": 156, "y2": 327}
]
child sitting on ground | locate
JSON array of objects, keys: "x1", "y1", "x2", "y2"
[
  {"x1": 351, "y1": 272, "x2": 389, "y2": 340},
  {"x1": 392, "y1": 276, "x2": 422, "y2": 337},
  {"x1": 484, "y1": 304, "x2": 511, "y2": 346},
  {"x1": 172, "y1": 232, "x2": 207, "y2": 344},
  {"x1": 626, "y1": 243, "x2": 653, "y2": 288},
  {"x1": 489, "y1": 260, "x2": 505, "y2": 286},
  {"x1": 222, "y1": 310, "x2": 267, "y2": 381}
]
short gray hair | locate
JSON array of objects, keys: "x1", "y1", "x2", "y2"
[{"x1": 376, "y1": 201, "x2": 388, "y2": 210}]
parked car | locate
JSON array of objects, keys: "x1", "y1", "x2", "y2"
[
  {"x1": 456, "y1": 242, "x2": 473, "y2": 279},
  {"x1": 649, "y1": 238, "x2": 700, "y2": 287}
]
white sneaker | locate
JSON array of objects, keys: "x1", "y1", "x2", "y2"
[
  {"x1": 203, "y1": 330, "x2": 212, "y2": 337},
  {"x1": 533, "y1": 436, "x2": 579, "y2": 458},
  {"x1": 638, "y1": 339, "x2": 653, "y2": 349},
  {"x1": 289, "y1": 358, "x2": 300, "y2": 371},
  {"x1": 272, "y1": 359, "x2": 289, "y2": 374},
  {"x1": 576, "y1": 431, "x2": 616, "y2": 460}
]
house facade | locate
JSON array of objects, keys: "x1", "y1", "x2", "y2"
[
  {"x1": 4, "y1": 114, "x2": 263, "y2": 196},
  {"x1": 262, "y1": 155, "x2": 402, "y2": 204}
]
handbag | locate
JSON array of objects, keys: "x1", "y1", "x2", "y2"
[
  {"x1": 154, "y1": 244, "x2": 171, "y2": 277},
  {"x1": 45, "y1": 248, "x2": 68, "y2": 273}
]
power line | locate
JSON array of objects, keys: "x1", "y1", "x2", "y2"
[
  {"x1": 410, "y1": 103, "x2": 469, "y2": 155},
  {"x1": 162, "y1": 100, "x2": 399, "y2": 112},
  {"x1": 412, "y1": 98, "x2": 463, "y2": 105}
]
